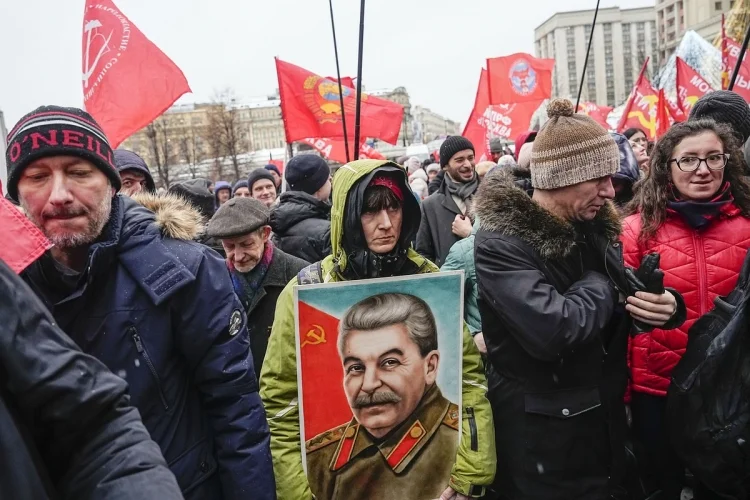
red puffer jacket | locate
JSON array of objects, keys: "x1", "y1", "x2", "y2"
[{"x1": 622, "y1": 204, "x2": 750, "y2": 396}]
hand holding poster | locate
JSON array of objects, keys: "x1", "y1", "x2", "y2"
[{"x1": 295, "y1": 273, "x2": 463, "y2": 500}]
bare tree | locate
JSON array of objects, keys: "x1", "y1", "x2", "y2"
[
  {"x1": 178, "y1": 125, "x2": 205, "y2": 179},
  {"x1": 206, "y1": 89, "x2": 250, "y2": 182},
  {"x1": 144, "y1": 117, "x2": 174, "y2": 188}
]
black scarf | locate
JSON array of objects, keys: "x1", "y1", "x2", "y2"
[
  {"x1": 667, "y1": 182, "x2": 734, "y2": 230},
  {"x1": 444, "y1": 171, "x2": 479, "y2": 200}
]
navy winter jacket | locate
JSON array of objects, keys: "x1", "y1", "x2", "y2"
[{"x1": 22, "y1": 193, "x2": 276, "y2": 500}]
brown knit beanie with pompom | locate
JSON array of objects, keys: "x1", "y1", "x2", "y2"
[{"x1": 531, "y1": 98, "x2": 619, "y2": 189}]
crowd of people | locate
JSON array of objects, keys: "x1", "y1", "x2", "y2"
[{"x1": 2, "y1": 90, "x2": 750, "y2": 500}]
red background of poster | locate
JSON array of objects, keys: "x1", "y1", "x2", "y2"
[{"x1": 297, "y1": 301, "x2": 352, "y2": 438}]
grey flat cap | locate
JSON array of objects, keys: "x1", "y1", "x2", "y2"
[{"x1": 206, "y1": 197, "x2": 270, "y2": 238}]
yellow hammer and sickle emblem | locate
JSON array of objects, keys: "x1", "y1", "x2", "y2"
[{"x1": 301, "y1": 324, "x2": 326, "y2": 348}]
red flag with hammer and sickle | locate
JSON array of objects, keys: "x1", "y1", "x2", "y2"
[{"x1": 82, "y1": 0, "x2": 191, "y2": 148}]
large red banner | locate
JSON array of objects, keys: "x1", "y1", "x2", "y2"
[
  {"x1": 486, "y1": 53, "x2": 555, "y2": 105},
  {"x1": 82, "y1": 0, "x2": 191, "y2": 148},
  {"x1": 463, "y1": 69, "x2": 542, "y2": 161},
  {"x1": 675, "y1": 57, "x2": 713, "y2": 113},
  {"x1": 276, "y1": 58, "x2": 404, "y2": 145}
]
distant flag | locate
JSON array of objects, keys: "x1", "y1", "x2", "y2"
[
  {"x1": 82, "y1": 0, "x2": 191, "y2": 148},
  {"x1": 276, "y1": 58, "x2": 403, "y2": 144},
  {"x1": 675, "y1": 57, "x2": 713, "y2": 113},
  {"x1": 578, "y1": 102, "x2": 614, "y2": 129},
  {"x1": 462, "y1": 69, "x2": 542, "y2": 161},
  {"x1": 722, "y1": 34, "x2": 750, "y2": 101},
  {"x1": 302, "y1": 137, "x2": 385, "y2": 164},
  {"x1": 486, "y1": 53, "x2": 555, "y2": 105},
  {"x1": 617, "y1": 58, "x2": 660, "y2": 140},
  {"x1": 656, "y1": 89, "x2": 672, "y2": 138}
]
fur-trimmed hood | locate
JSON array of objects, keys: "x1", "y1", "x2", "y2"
[
  {"x1": 130, "y1": 192, "x2": 204, "y2": 240},
  {"x1": 474, "y1": 169, "x2": 621, "y2": 260}
]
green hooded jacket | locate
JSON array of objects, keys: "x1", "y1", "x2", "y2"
[{"x1": 259, "y1": 159, "x2": 496, "y2": 499}]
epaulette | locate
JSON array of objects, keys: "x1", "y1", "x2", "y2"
[
  {"x1": 306, "y1": 422, "x2": 348, "y2": 453},
  {"x1": 442, "y1": 403, "x2": 460, "y2": 431}
]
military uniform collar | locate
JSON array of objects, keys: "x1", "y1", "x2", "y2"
[{"x1": 331, "y1": 384, "x2": 453, "y2": 474}]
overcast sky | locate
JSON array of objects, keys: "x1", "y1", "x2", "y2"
[{"x1": 0, "y1": 0, "x2": 650, "y2": 132}]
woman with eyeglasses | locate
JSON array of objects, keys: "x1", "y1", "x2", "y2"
[{"x1": 621, "y1": 120, "x2": 750, "y2": 499}]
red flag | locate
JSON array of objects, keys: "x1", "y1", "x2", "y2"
[
  {"x1": 617, "y1": 60, "x2": 660, "y2": 140},
  {"x1": 302, "y1": 137, "x2": 385, "y2": 164},
  {"x1": 82, "y1": 0, "x2": 191, "y2": 148},
  {"x1": 656, "y1": 88, "x2": 672, "y2": 138},
  {"x1": 276, "y1": 59, "x2": 404, "y2": 145},
  {"x1": 0, "y1": 182, "x2": 53, "y2": 274},
  {"x1": 463, "y1": 69, "x2": 542, "y2": 161},
  {"x1": 486, "y1": 53, "x2": 555, "y2": 105},
  {"x1": 268, "y1": 158, "x2": 285, "y2": 173},
  {"x1": 723, "y1": 35, "x2": 750, "y2": 101},
  {"x1": 326, "y1": 76, "x2": 355, "y2": 89},
  {"x1": 578, "y1": 102, "x2": 614, "y2": 129},
  {"x1": 297, "y1": 301, "x2": 351, "y2": 438},
  {"x1": 675, "y1": 57, "x2": 713, "y2": 113}
]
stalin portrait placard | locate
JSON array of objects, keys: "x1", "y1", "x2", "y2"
[{"x1": 294, "y1": 272, "x2": 463, "y2": 500}]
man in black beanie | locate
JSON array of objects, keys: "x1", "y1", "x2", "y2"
[
  {"x1": 416, "y1": 136, "x2": 478, "y2": 266},
  {"x1": 247, "y1": 168, "x2": 278, "y2": 208},
  {"x1": 270, "y1": 155, "x2": 332, "y2": 263}
]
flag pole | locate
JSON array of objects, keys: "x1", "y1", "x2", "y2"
[
  {"x1": 729, "y1": 19, "x2": 750, "y2": 90},
  {"x1": 354, "y1": 0, "x2": 366, "y2": 161},
  {"x1": 575, "y1": 0, "x2": 601, "y2": 112},
  {"x1": 328, "y1": 0, "x2": 351, "y2": 163}
]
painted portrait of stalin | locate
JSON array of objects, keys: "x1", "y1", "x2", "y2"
[{"x1": 305, "y1": 293, "x2": 459, "y2": 500}]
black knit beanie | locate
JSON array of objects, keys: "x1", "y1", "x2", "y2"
[
  {"x1": 6, "y1": 105, "x2": 120, "y2": 201},
  {"x1": 285, "y1": 155, "x2": 330, "y2": 194},
  {"x1": 440, "y1": 136, "x2": 475, "y2": 167},
  {"x1": 689, "y1": 90, "x2": 750, "y2": 142}
]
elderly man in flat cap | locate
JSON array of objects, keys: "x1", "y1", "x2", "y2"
[{"x1": 207, "y1": 197, "x2": 309, "y2": 373}]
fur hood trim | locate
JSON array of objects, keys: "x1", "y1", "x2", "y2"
[
  {"x1": 474, "y1": 169, "x2": 621, "y2": 260},
  {"x1": 131, "y1": 192, "x2": 204, "y2": 240}
]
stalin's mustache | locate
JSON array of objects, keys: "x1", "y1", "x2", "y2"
[{"x1": 353, "y1": 391, "x2": 402, "y2": 409}]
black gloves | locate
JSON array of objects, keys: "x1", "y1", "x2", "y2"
[{"x1": 625, "y1": 252, "x2": 665, "y2": 334}]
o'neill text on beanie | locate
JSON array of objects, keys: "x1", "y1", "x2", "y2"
[{"x1": 6, "y1": 105, "x2": 120, "y2": 201}]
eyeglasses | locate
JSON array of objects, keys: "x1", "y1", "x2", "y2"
[{"x1": 669, "y1": 154, "x2": 729, "y2": 172}]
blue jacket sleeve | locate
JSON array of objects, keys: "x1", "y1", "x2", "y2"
[{"x1": 174, "y1": 250, "x2": 276, "y2": 500}]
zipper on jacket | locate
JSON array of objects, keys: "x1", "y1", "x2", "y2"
[
  {"x1": 692, "y1": 233, "x2": 709, "y2": 316},
  {"x1": 131, "y1": 329, "x2": 170, "y2": 411},
  {"x1": 466, "y1": 407, "x2": 478, "y2": 451}
]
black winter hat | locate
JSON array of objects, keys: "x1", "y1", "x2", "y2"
[
  {"x1": 264, "y1": 163, "x2": 281, "y2": 176},
  {"x1": 689, "y1": 90, "x2": 750, "y2": 142},
  {"x1": 440, "y1": 136, "x2": 475, "y2": 167},
  {"x1": 6, "y1": 105, "x2": 120, "y2": 201},
  {"x1": 285, "y1": 155, "x2": 330, "y2": 195},
  {"x1": 206, "y1": 197, "x2": 270, "y2": 239},
  {"x1": 168, "y1": 178, "x2": 215, "y2": 220},
  {"x1": 247, "y1": 168, "x2": 276, "y2": 191},
  {"x1": 232, "y1": 179, "x2": 249, "y2": 196},
  {"x1": 114, "y1": 149, "x2": 156, "y2": 192}
]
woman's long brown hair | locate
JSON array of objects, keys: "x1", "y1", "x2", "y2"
[{"x1": 626, "y1": 119, "x2": 750, "y2": 242}]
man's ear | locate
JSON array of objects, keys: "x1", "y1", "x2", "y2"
[
  {"x1": 262, "y1": 225, "x2": 272, "y2": 242},
  {"x1": 424, "y1": 350, "x2": 440, "y2": 385}
]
